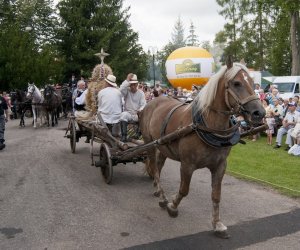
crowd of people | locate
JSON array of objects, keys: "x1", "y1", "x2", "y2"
[{"x1": 253, "y1": 83, "x2": 300, "y2": 156}]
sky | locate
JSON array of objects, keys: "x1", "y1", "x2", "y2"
[
  {"x1": 54, "y1": 0, "x2": 226, "y2": 52},
  {"x1": 123, "y1": 0, "x2": 226, "y2": 51}
]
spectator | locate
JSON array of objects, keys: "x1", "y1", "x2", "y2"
[
  {"x1": 152, "y1": 89, "x2": 159, "y2": 98},
  {"x1": 282, "y1": 99, "x2": 289, "y2": 117},
  {"x1": 263, "y1": 99, "x2": 275, "y2": 145},
  {"x1": 254, "y1": 84, "x2": 260, "y2": 96},
  {"x1": 288, "y1": 116, "x2": 300, "y2": 156},
  {"x1": 273, "y1": 98, "x2": 284, "y2": 134},
  {"x1": 68, "y1": 74, "x2": 77, "y2": 89},
  {"x1": 155, "y1": 83, "x2": 162, "y2": 92},
  {"x1": 274, "y1": 102, "x2": 300, "y2": 150},
  {"x1": 0, "y1": 93, "x2": 9, "y2": 150},
  {"x1": 269, "y1": 88, "x2": 279, "y2": 107},
  {"x1": 258, "y1": 88, "x2": 266, "y2": 101},
  {"x1": 177, "y1": 87, "x2": 183, "y2": 97},
  {"x1": 293, "y1": 95, "x2": 300, "y2": 112}
]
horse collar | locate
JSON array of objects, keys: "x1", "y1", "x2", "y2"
[{"x1": 192, "y1": 103, "x2": 240, "y2": 148}]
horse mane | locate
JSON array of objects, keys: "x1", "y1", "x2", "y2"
[{"x1": 193, "y1": 63, "x2": 250, "y2": 114}]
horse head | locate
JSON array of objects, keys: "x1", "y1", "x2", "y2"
[
  {"x1": 26, "y1": 83, "x2": 36, "y2": 98},
  {"x1": 44, "y1": 85, "x2": 53, "y2": 98},
  {"x1": 194, "y1": 58, "x2": 265, "y2": 126},
  {"x1": 221, "y1": 57, "x2": 265, "y2": 124}
]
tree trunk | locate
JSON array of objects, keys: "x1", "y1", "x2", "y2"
[{"x1": 290, "y1": 10, "x2": 300, "y2": 75}]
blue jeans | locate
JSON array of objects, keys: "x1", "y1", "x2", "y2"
[{"x1": 0, "y1": 115, "x2": 5, "y2": 144}]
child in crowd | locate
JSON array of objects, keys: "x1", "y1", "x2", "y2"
[{"x1": 263, "y1": 98, "x2": 275, "y2": 145}]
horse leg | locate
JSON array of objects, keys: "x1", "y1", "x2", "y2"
[
  {"x1": 155, "y1": 150, "x2": 169, "y2": 208},
  {"x1": 147, "y1": 148, "x2": 163, "y2": 195},
  {"x1": 55, "y1": 108, "x2": 59, "y2": 125},
  {"x1": 32, "y1": 106, "x2": 37, "y2": 128},
  {"x1": 39, "y1": 108, "x2": 43, "y2": 127},
  {"x1": 20, "y1": 110, "x2": 24, "y2": 127},
  {"x1": 46, "y1": 111, "x2": 50, "y2": 127},
  {"x1": 51, "y1": 111, "x2": 55, "y2": 127},
  {"x1": 210, "y1": 164, "x2": 229, "y2": 239},
  {"x1": 166, "y1": 163, "x2": 193, "y2": 218}
]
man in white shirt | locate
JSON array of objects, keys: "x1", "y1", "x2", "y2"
[
  {"x1": 74, "y1": 80, "x2": 86, "y2": 109},
  {"x1": 119, "y1": 73, "x2": 146, "y2": 142},
  {"x1": 97, "y1": 74, "x2": 122, "y2": 136},
  {"x1": 274, "y1": 102, "x2": 300, "y2": 150},
  {"x1": 74, "y1": 80, "x2": 91, "y2": 118}
]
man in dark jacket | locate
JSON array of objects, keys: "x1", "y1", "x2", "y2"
[{"x1": 0, "y1": 94, "x2": 9, "y2": 150}]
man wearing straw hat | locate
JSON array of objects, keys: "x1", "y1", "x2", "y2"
[
  {"x1": 97, "y1": 74, "x2": 122, "y2": 136},
  {"x1": 119, "y1": 73, "x2": 146, "y2": 142}
]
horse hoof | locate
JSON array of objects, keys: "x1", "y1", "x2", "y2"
[
  {"x1": 167, "y1": 203, "x2": 178, "y2": 218},
  {"x1": 214, "y1": 230, "x2": 230, "y2": 239},
  {"x1": 159, "y1": 199, "x2": 168, "y2": 208},
  {"x1": 153, "y1": 191, "x2": 160, "y2": 197}
]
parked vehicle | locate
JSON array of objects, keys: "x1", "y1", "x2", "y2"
[{"x1": 272, "y1": 76, "x2": 300, "y2": 99}]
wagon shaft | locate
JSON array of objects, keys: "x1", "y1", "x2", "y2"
[
  {"x1": 116, "y1": 125, "x2": 195, "y2": 162},
  {"x1": 240, "y1": 124, "x2": 268, "y2": 138}
]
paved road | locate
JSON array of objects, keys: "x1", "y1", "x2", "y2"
[{"x1": 1, "y1": 118, "x2": 300, "y2": 250}]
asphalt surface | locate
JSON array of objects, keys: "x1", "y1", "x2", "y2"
[{"x1": 0, "y1": 118, "x2": 300, "y2": 250}]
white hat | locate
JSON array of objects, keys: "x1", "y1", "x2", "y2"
[
  {"x1": 105, "y1": 74, "x2": 117, "y2": 87},
  {"x1": 129, "y1": 74, "x2": 139, "y2": 84}
]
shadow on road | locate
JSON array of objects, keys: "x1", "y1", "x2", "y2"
[{"x1": 125, "y1": 208, "x2": 300, "y2": 250}]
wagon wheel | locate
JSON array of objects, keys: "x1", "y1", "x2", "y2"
[
  {"x1": 70, "y1": 119, "x2": 77, "y2": 153},
  {"x1": 99, "y1": 143, "x2": 113, "y2": 184}
]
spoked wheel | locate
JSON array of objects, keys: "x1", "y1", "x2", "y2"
[
  {"x1": 70, "y1": 119, "x2": 76, "y2": 153},
  {"x1": 99, "y1": 143, "x2": 113, "y2": 184}
]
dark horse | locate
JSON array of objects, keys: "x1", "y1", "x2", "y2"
[
  {"x1": 44, "y1": 85, "x2": 62, "y2": 127},
  {"x1": 10, "y1": 90, "x2": 32, "y2": 127},
  {"x1": 61, "y1": 84, "x2": 73, "y2": 118},
  {"x1": 139, "y1": 58, "x2": 266, "y2": 238}
]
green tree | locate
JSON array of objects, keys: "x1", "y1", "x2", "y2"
[
  {"x1": 216, "y1": 0, "x2": 241, "y2": 61},
  {"x1": 157, "y1": 17, "x2": 186, "y2": 85},
  {"x1": 216, "y1": 0, "x2": 300, "y2": 75},
  {"x1": 57, "y1": 0, "x2": 147, "y2": 83},
  {"x1": 276, "y1": 0, "x2": 300, "y2": 75},
  {"x1": 186, "y1": 22, "x2": 199, "y2": 46},
  {"x1": 171, "y1": 16, "x2": 186, "y2": 48},
  {"x1": 0, "y1": 0, "x2": 61, "y2": 90}
]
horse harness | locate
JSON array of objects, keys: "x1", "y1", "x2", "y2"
[
  {"x1": 159, "y1": 88, "x2": 257, "y2": 150},
  {"x1": 159, "y1": 101, "x2": 240, "y2": 151}
]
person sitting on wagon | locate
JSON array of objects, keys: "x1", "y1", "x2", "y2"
[
  {"x1": 119, "y1": 73, "x2": 146, "y2": 142},
  {"x1": 74, "y1": 80, "x2": 89, "y2": 118},
  {"x1": 97, "y1": 74, "x2": 122, "y2": 136}
]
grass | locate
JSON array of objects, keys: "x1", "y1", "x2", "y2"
[{"x1": 227, "y1": 134, "x2": 300, "y2": 198}]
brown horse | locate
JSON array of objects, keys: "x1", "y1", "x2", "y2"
[{"x1": 139, "y1": 58, "x2": 265, "y2": 238}]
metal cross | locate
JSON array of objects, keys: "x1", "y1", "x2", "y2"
[{"x1": 95, "y1": 48, "x2": 110, "y2": 65}]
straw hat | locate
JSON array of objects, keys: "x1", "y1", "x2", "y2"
[
  {"x1": 129, "y1": 74, "x2": 139, "y2": 84},
  {"x1": 105, "y1": 74, "x2": 117, "y2": 87}
]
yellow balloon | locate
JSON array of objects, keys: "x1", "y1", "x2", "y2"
[{"x1": 165, "y1": 46, "x2": 215, "y2": 90}]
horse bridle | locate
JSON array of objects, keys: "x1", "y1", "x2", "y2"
[
  {"x1": 210, "y1": 69, "x2": 259, "y2": 119},
  {"x1": 27, "y1": 85, "x2": 36, "y2": 97},
  {"x1": 28, "y1": 85, "x2": 42, "y2": 104}
]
